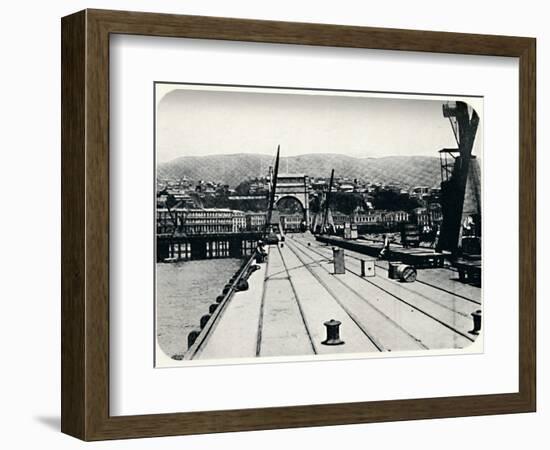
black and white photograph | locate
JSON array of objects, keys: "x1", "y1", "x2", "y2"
[
  {"x1": 2, "y1": 0, "x2": 542, "y2": 446},
  {"x1": 155, "y1": 83, "x2": 483, "y2": 367}
]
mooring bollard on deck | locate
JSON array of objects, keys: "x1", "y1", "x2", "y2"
[
  {"x1": 235, "y1": 278, "x2": 249, "y2": 291},
  {"x1": 187, "y1": 329, "x2": 200, "y2": 349},
  {"x1": 222, "y1": 284, "x2": 232, "y2": 295},
  {"x1": 200, "y1": 314, "x2": 211, "y2": 329},
  {"x1": 470, "y1": 310, "x2": 482, "y2": 335},
  {"x1": 333, "y1": 247, "x2": 345, "y2": 274},
  {"x1": 322, "y1": 319, "x2": 345, "y2": 345}
]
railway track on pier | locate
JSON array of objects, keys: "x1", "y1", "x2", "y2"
[
  {"x1": 286, "y1": 237, "x2": 478, "y2": 346},
  {"x1": 281, "y1": 243, "x2": 425, "y2": 351},
  {"x1": 313, "y1": 236, "x2": 481, "y2": 305},
  {"x1": 256, "y1": 243, "x2": 384, "y2": 356}
]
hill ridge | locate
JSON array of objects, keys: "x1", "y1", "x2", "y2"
[{"x1": 157, "y1": 153, "x2": 441, "y2": 188}]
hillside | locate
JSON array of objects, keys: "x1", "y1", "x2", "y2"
[{"x1": 157, "y1": 153, "x2": 441, "y2": 188}]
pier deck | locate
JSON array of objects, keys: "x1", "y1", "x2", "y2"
[
  {"x1": 185, "y1": 233, "x2": 482, "y2": 361},
  {"x1": 317, "y1": 235, "x2": 447, "y2": 268}
]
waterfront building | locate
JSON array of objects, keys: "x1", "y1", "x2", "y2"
[
  {"x1": 245, "y1": 212, "x2": 267, "y2": 231},
  {"x1": 157, "y1": 207, "x2": 175, "y2": 235},
  {"x1": 182, "y1": 208, "x2": 234, "y2": 234},
  {"x1": 329, "y1": 209, "x2": 411, "y2": 229},
  {"x1": 383, "y1": 210, "x2": 410, "y2": 225},
  {"x1": 281, "y1": 214, "x2": 303, "y2": 232},
  {"x1": 412, "y1": 204, "x2": 443, "y2": 226},
  {"x1": 156, "y1": 207, "x2": 234, "y2": 235},
  {"x1": 232, "y1": 210, "x2": 247, "y2": 232}
]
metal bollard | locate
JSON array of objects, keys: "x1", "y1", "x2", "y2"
[
  {"x1": 200, "y1": 314, "x2": 211, "y2": 329},
  {"x1": 235, "y1": 278, "x2": 249, "y2": 291},
  {"x1": 222, "y1": 284, "x2": 232, "y2": 294},
  {"x1": 470, "y1": 310, "x2": 482, "y2": 335},
  {"x1": 322, "y1": 319, "x2": 345, "y2": 345},
  {"x1": 187, "y1": 329, "x2": 200, "y2": 349},
  {"x1": 333, "y1": 247, "x2": 345, "y2": 274},
  {"x1": 361, "y1": 260, "x2": 366, "y2": 277}
]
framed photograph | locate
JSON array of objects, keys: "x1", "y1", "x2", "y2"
[{"x1": 61, "y1": 9, "x2": 536, "y2": 440}]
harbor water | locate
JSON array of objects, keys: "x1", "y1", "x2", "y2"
[{"x1": 156, "y1": 258, "x2": 243, "y2": 358}]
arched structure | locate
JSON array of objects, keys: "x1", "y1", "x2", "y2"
[{"x1": 272, "y1": 173, "x2": 310, "y2": 227}]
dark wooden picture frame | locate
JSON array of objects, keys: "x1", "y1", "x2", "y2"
[{"x1": 61, "y1": 9, "x2": 536, "y2": 441}]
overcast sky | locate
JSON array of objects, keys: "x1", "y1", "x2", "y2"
[{"x1": 156, "y1": 87, "x2": 469, "y2": 163}]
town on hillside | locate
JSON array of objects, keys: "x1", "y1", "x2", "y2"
[{"x1": 156, "y1": 172, "x2": 445, "y2": 246}]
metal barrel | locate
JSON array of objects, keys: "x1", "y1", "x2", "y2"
[
  {"x1": 396, "y1": 264, "x2": 417, "y2": 282},
  {"x1": 388, "y1": 261, "x2": 402, "y2": 279}
]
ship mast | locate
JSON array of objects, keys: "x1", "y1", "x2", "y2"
[
  {"x1": 265, "y1": 145, "x2": 280, "y2": 233},
  {"x1": 321, "y1": 169, "x2": 335, "y2": 234}
]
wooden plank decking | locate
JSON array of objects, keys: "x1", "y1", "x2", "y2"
[{"x1": 187, "y1": 233, "x2": 482, "y2": 361}]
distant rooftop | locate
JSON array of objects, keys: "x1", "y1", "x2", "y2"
[{"x1": 277, "y1": 173, "x2": 306, "y2": 178}]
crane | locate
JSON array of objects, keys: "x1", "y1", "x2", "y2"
[{"x1": 437, "y1": 101, "x2": 480, "y2": 255}]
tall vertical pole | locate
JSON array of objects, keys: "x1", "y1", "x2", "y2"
[
  {"x1": 322, "y1": 169, "x2": 335, "y2": 233},
  {"x1": 266, "y1": 145, "x2": 280, "y2": 234}
]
